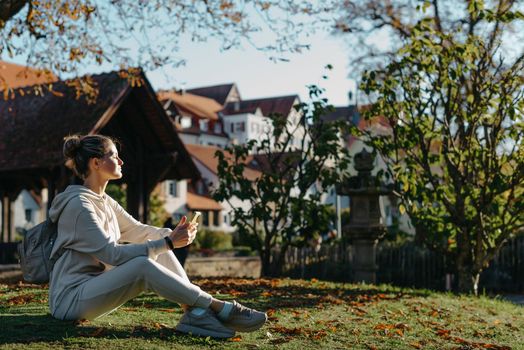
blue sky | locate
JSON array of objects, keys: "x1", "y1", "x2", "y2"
[{"x1": 146, "y1": 31, "x2": 356, "y2": 107}]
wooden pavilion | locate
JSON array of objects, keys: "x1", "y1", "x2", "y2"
[{"x1": 0, "y1": 70, "x2": 200, "y2": 261}]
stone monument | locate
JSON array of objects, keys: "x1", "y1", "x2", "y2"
[{"x1": 337, "y1": 148, "x2": 392, "y2": 284}]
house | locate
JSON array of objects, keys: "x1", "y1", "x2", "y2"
[
  {"x1": 157, "y1": 90, "x2": 229, "y2": 148},
  {"x1": 183, "y1": 143, "x2": 262, "y2": 232},
  {"x1": 0, "y1": 68, "x2": 200, "y2": 261},
  {"x1": 157, "y1": 84, "x2": 307, "y2": 232},
  {"x1": 220, "y1": 95, "x2": 304, "y2": 150}
]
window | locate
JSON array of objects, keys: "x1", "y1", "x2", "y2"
[
  {"x1": 203, "y1": 211, "x2": 209, "y2": 226},
  {"x1": 223, "y1": 213, "x2": 229, "y2": 225},
  {"x1": 213, "y1": 210, "x2": 220, "y2": 226},
  {"x1": 25, "y1": 209, "x2": 32, "y2": 223},
  {"x1": 196, "y1": 181, "x2": 205, "y2": 195},
  {"x1": 214, "y1": 123, "x2": 222, "y2": 134},
  {"x1": 168, "y1": 181, "x2": 178, "y2": 197},
  {"x1": 235, "y1": 122, "x2": 245, "y2": 132},
  {"x1": 230, "y1": 122, "x2": 234, "y2": 133},
  {"x1": 199, "y1": 119, "x2": 209, "y2": 132}
]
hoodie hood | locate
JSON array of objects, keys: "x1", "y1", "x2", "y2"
[{"x1": 49, "y1": 185, "x2": 106, "y2": 223}]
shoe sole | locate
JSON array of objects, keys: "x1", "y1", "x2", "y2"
[
  {"x1": 225, "y1": 315, "x2": 268, "y2": 332},
  {"x1": 175, "y1": 324, "x2": 235, "y2": 338}
]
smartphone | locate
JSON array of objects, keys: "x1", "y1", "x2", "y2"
[{"x1": 191, "y1": 211, "x2": 201, "y2": 224}]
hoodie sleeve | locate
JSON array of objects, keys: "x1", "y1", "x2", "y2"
[
  {"x1": 107, "y1": 197, "x2": 172, "y2": 244},
  {"x1": 71, "y1": 198, "x2": 169, "y2": 265}
]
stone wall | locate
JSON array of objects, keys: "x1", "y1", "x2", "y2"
[{"x1": 184, "y1": 256, "x2": 261, "y2": 278}]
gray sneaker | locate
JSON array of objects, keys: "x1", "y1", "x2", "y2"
[
  {"x1": 175, "y1": 308, "x2": 235, "y2": 338},
  {"x1": 222, "y1": 301, "x2": 267, "y2": 332}
]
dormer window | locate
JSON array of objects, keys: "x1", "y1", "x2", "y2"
[{"x1": 235, "y1": 122, "x2": 245, "y2": 132}]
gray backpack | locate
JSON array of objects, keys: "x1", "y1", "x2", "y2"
[{"x1": 17, "y1": 218, "x2": 59, "y2": 284}]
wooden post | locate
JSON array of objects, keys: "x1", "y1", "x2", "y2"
[
  {"x1": 127, "y1": 137, "x2": 146, "y2": 222},
  {"x1": 6, "y1": 197, "x2": 12, "y2": 242}
]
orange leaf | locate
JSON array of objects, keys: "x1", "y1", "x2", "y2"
[
  {"x1": 230, "y1": 336, "x2": 242, "y2": 342},
  {"x1": 158, "y1": 308, "x2": 177, "y2": 313},
  {"x1": 394, "y1": 329, "x2": 404, "y2": 337},
  {"x1": 435, "y1": 328, "x2": 451, "y2": 338}
]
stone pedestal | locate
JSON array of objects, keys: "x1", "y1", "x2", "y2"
[{"x1": 337, "y1": 149, "x2": 391, "y2": 284}]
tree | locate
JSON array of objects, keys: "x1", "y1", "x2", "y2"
[
  {"x1": 358, "y1": 2, "x2": 524, "y2": 294},
  {"x1": 0, "y1": 1, "x2": 335, "y2": 85},
  {"x1": 213, "y1": 86, "x2": 350, "y2": 276}
]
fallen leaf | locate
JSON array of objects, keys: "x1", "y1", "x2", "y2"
[
  {"x1": 6, "y1": 294, "x2": 36, "y2": 305},
  {"x1": 158, "y1": 308, "x2": 177, "y2": 313},
  {"x1": 230, "y1": 335, "x2": 242, "y2": 342},
  {"x1": 410, "y1": 341, "x2": 423, "y2": 349},
  {"x1": 435, "y1": 328, "x2": 451, "y2": 338},
  {"x1": 120, "y1": 307, "x2": 138, "y2": 312}
]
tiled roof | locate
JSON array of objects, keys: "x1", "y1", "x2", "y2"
[
  {"x1": 222, "y1": 95, "x2": 299, "y2": 117},
  {"x1": 0, "y1": 61, "x2": 57, "y2": 89},
  {"x1": 320, "y1": 105, "x2": 360, "y2": 124},
  {"x1": 0, "y1": 70, "x2": 199, "y2": 181},
  {"x1": 186, "y1": 143, "x2": 261, "y2": 181},
  {"x1": 186, "y1": 83, "x2": 237, "y2": 105},
  {"x1": 186, "y1": 192, "x2": 223, "y2": 211},
  {"x1": 158, "y1": 90, "x2": 222, "y2": 120},
  {"x1": 245, "y1": 151, "x2": 302, "y2": 179}
]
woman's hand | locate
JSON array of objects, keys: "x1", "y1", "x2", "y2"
[{"x1": 168, "y1": 216, "x2": 197, "y2": 248}]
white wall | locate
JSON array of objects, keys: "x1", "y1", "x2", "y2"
[
  {"x1": 160, "y1": 180, "x2": 189, "y2": 218},
  {"x1": 222, "y1": 113, "x2": 273, "y2": 151},
  {"x1": 12, "y1": 190, "x2": 43, "y2": 236},
  {"x1": 179, "y1": 133, "x2": 200, "y2": 145},
  {"x1": 197, "y1": 133, "x2": 229, "y2": 148}
]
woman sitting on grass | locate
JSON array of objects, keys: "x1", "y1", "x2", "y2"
[{"x1": 48, "y1": 134, "x2": 266, "y2": 339}]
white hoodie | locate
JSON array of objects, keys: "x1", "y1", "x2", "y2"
[{"x1": 48, "y1": 185, "x2": 171, "y2": 317}]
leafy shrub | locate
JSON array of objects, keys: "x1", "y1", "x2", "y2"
[{"x1": 194, "y1": 229, "x2": 233, "y2": 251}]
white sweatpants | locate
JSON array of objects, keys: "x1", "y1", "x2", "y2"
[{"x1": 55, "y1": 251, "x2": 213, "y2": 320}]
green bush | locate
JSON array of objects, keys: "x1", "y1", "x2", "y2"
[{"x1": 194, "y1": 229, "x2": 233, "y2": 251}]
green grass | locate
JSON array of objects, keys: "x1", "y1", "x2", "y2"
[{"x1": 1, "y1": 277, "x2": 523, "y2": 349}]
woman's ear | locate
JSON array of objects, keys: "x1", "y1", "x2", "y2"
[{"x1": 89, "y1": 157, "x2": 100, "y2": 170}]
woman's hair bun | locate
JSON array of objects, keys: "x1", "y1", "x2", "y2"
[{"x1": 63, "y1": 135, "x2": 82, "y2": 160}]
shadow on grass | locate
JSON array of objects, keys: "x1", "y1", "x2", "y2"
[{"x1": 0, "y1": 313, "x2": 230, "y2": 346}]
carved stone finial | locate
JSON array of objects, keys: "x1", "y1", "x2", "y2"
[{"x1": 354, "y1": 148, "x2": 375, "y2": 172}]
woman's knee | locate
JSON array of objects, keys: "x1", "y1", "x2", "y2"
[{"x1": 124, "y1": 256, "x2": 162, "y2": 276}]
